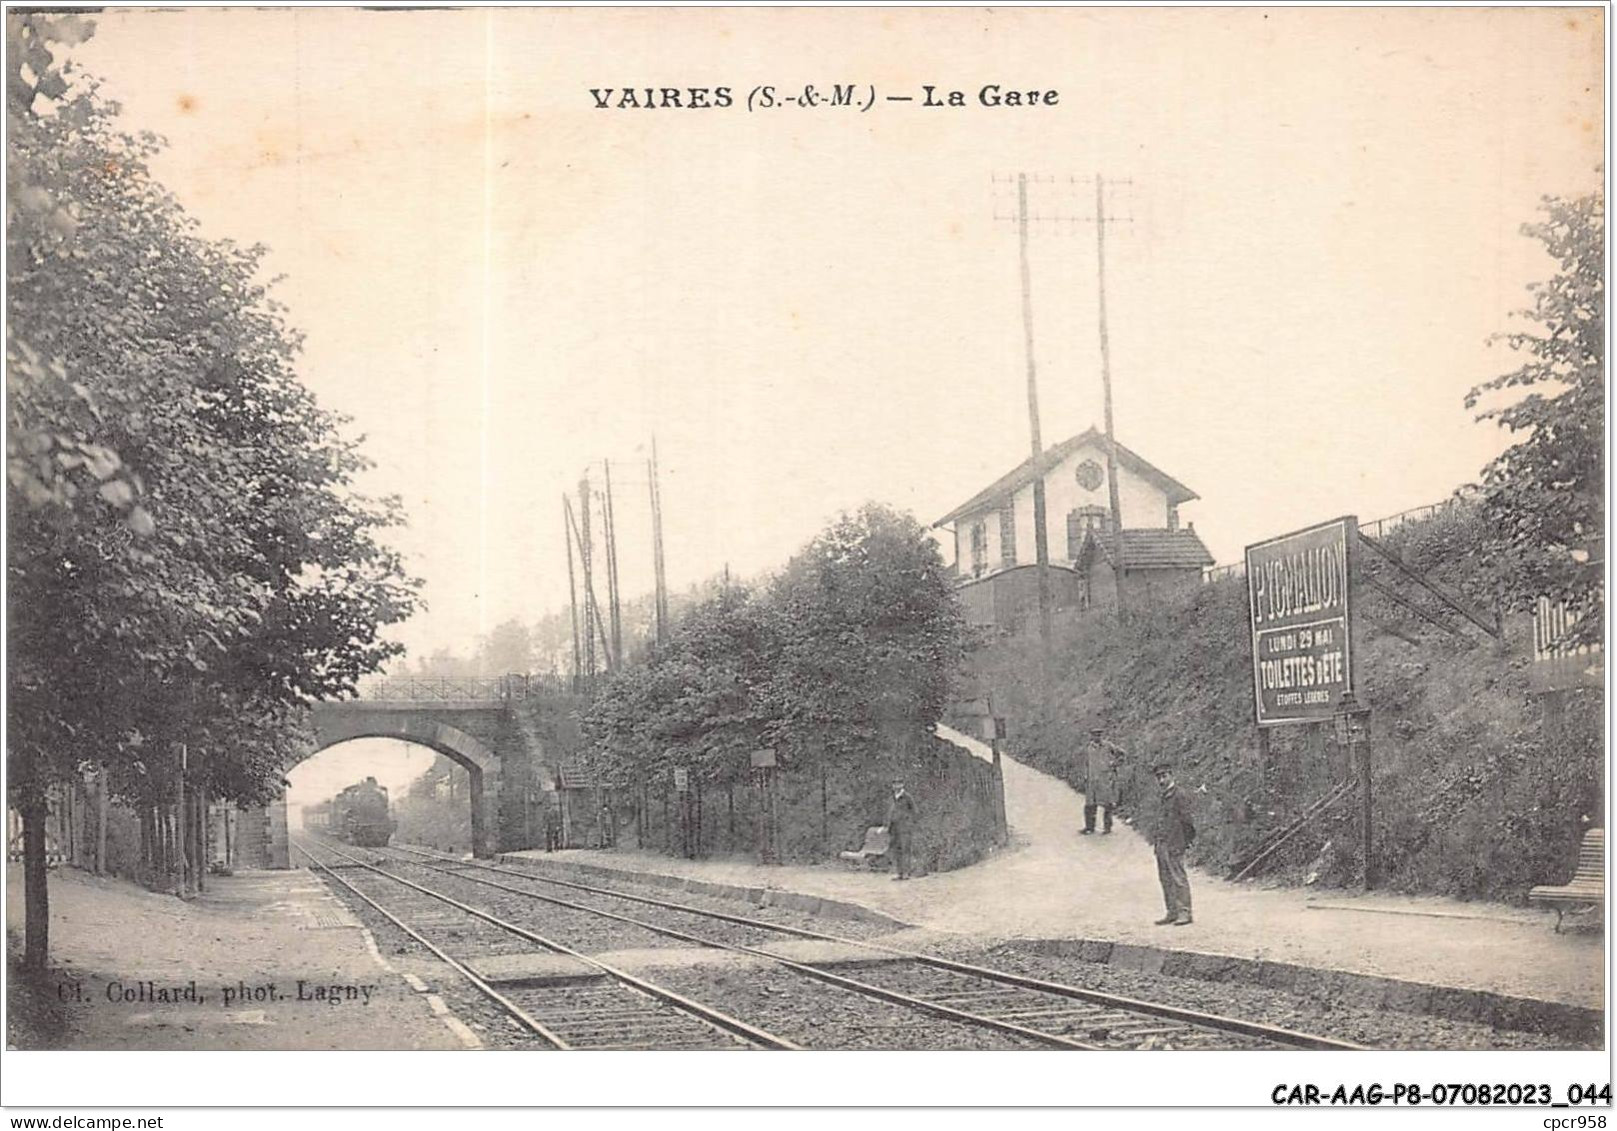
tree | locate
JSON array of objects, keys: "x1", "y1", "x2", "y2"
[
  {"x1": 580, "y1": 503, "x2": 965, "y2": 858},
  {"x1": 7, "y1": 13, "x2": 418, "y2": 969},
  {"x1": 582, "y1": 585, "x2": 775, "y2": 791},
  {"x1": 478, "y1": 618, "x2": 534, "y2": 677},
  {"x1": 1466, "y1": 190, "x2": 1604, "y2": 644},
  {"x1": 769, "y1": 503, "x2": 964, "y2": 758}
]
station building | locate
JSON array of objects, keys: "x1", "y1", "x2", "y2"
[{"x1": 934, "y1": 427, "x2": 1213, "y2": 631}]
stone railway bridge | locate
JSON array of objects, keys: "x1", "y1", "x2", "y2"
[{"x1": 258, "y1": 676, "x2": 562, "y2": 866}]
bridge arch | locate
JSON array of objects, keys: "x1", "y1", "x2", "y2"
[{"x1": 304, "y1": 708, "x2": 502, "y2": 857}]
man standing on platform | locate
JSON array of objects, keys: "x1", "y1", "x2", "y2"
[
  {"x1": 1151, "y1": 760, "x2": 1195, "y2": 926},
  {"x1": 885, "y1": 779, "x2": 917, "y2": 881},
  {"x1": 1081, "y1": 730, "x2": 1122, "y2": 835},
  {"x1": 542, "y1": 800, "x2": 561, "y2": 852}
]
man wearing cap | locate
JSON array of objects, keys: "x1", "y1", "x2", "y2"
[
  {"x1": 885, "y1": 780, "x2": 918, "y2": 881},
  {"x1": 1151, "y1": 760, "x2": 1195, "y2": 925},
  {"x1": 1081, "y1": 731, "x2": 1122, "y2": 835}
]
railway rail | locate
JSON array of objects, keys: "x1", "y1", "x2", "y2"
[
  {"x1": 342, "y1": 842, "x2": 1364, "y2": 1052},
  {"x1": 293, "y1": 837, "x2": 798, "y2": 1050}
]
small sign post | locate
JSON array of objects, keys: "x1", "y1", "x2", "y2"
[
  {"x1": 983, "y1": 699, "x2": 1009, "y2": 845},
  {"x1": 748, "y1": 749, "x2": 778, "y2": 863},
  {"x1": 1335, "y1": 690, "x2": 1375, "y2": 888}
]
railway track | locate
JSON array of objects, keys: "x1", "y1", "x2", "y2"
[
  {"x1": 364, "y1": 842, "x2": 1364, "y2": 1052},
  {"x1": 293, "y1": 838, "x2": 797, "y2": 1050}
]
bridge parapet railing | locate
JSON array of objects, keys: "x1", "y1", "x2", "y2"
[{"x1": 359, "y1": 675, "x2": 537, "y2": 703}]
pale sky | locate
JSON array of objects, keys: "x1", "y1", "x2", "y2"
[{"x1": 75, "y1": 7, "x2": 1604, "y2": 664}]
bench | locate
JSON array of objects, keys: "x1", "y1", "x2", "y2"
[
  {"x1": 1529, "y1": 828, "x2": 1604, "y2": 933},
  {"x1": 838, "y1": 825, "x2": 890, "y2": 870}
]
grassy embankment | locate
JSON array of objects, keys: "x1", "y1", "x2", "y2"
[{"x1": 963, "y1": 506, "x2": 1602, "y2": 901}]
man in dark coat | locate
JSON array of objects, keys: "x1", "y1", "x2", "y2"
[
  {"x1": 1081, "y1": 730, "x2": 1122, "y2": 835},
  {"x1": 541, "y1": 800, "x2": 561, "y2": 852},
  {"x1": 1151, "y1": 760, "x2": 1195, "y2": 925},
  {"x1": 884, "y1": 780, "x2": 917, "y2": 881}
]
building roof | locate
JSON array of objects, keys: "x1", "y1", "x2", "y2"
[
  {"x1": 933, "y1": 427, "x2": 1200, "y2": 527},
  {"x1": 1076, "y1": 527, "x2": 1216, "y2": 572}
]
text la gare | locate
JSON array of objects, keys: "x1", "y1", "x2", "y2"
[{"x1": 925, "y1": 85, "x2": 1059, "y2": 107}]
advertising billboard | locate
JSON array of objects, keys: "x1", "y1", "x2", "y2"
[{"x1": 1245, "y1": 517, "x2": 1357, "y2": 726}]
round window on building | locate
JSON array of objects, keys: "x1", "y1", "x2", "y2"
[{"x1": 1075, "y1": 459, "x2": 1104, "y2": 492}]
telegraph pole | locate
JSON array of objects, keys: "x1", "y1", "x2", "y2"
[
  {"x1": 602, "y1": 461, "x2": 623, "y2": 667},
  {"x1": 1095, "y1": 173, "x2": 1128, "y2": 619},
  {"x1": 1015, "y1": 173, "x2": 1055, "y2": 653},
  {"x1": 1003, "y1": 172, "x2": 1134, "y2": 624},
  {"x1": 649, "y1": 437, "x2": 670, "y2": 646},
  {"x1": 567, "y1": 492, "x2": 616, "y2": 674},
  {"x1": 563, "y1": 495, "x2": 583, "y2": 690},
  {"x1": 577, "y1": 477, "x2": 597, "y2": 680}
]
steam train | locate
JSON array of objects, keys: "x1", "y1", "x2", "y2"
[{"x1": 317, "y1": 777, "x2": 396, "y2": 847}]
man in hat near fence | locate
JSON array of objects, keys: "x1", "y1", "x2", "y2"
[
  {"x1": 1081, "y1": 730, "x2": 1122, "y2": 835},
  {"x1": 885, "y1": 779, "x2": 917, "y2": 881},
  {"x1": 1151, "y1": 759, "x2": 1195, "y2": 926}
]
